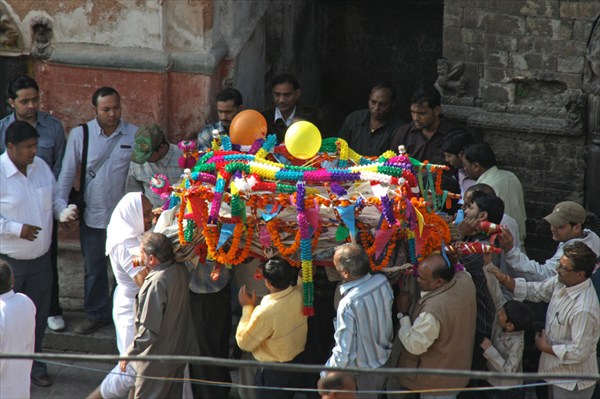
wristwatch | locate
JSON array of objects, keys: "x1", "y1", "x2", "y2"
[{"x1": 397, "y1": 312, "x2": 408, "y2": 320}]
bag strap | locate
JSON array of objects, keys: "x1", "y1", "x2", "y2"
[
  {"x1": 79, "y1": 123, "x2": 89, "y2": 194},
  {"x1": 88, "y1": 131, "x2": 122, "y2": 178}
]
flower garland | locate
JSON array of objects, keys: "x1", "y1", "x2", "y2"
[
  {"x1": 410, "y1": 197, "x2": 451, "y2": 261},
  {"x1": 296, "y1": 182, "x2": 314, "y2": 315},
  {"x1": 264, "y1": 219, "x2": 323, "y2": 268},
  {"x1": 203, "y1": 221, "x2": 256, "y2": 265},
  {"x1": 357, "y1": 221, "x2": 401, "y2": 271},
  {"x1": 166, "y1": 134, "x2": 458, "y2": 312}
]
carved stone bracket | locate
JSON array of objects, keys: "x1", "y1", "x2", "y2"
[
  {"x1": 435, "y1": 58, "x2": 466, "y2": 97},
  {"x1": 30, "y1": 15, "x2": 53, "y2": 59},
  {"x1": 0, "y1": 3, "x2": 23, "y2": 51}
]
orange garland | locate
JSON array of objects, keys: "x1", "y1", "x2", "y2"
[
  {"x1": 204, "y1": 221, "x2": 256, "y2": 265},
  {"x1": 266, "y1": 220, "x2": 301, "y2": 256},
  {"x1": 357, "y1": 221, "x2": 400, "y2": 271}
]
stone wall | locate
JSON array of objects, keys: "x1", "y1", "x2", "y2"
[{"x1": 441, "y1": 0, "x2": 600, "y2": 261}]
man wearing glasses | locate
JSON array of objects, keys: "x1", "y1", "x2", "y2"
[
  {"x1": 488, "y1": 241, "x2": 599, "y2": 399},
  {"x1": 498, "y1": 201, "x2": 600, "y2": 282}
]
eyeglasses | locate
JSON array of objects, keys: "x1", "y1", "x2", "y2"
[{"x1": 557, "y1": 264, "x2": 576, "y2": 273}]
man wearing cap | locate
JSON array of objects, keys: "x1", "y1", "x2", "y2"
[
  {"x1": 197, "y1": 88, "x2": 244, "y2": 150},
  {"x1": 499, "y1": 201, "x2": 600, "y2": 282},
  {"x1": 126, "y1": 124, "x2": 182, "y2": 208}
]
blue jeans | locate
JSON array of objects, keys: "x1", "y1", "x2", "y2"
[{"x1": 80, "y1": 222, "x2": 111, "y2": 321}]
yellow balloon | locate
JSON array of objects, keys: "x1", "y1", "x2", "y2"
[{"x1": 284, "y1": 121, "x2": 322, "y2": 159}]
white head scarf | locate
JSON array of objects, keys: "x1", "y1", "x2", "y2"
[{"x1": 106, "y1": 192, "x2": 146, "y2": 255}]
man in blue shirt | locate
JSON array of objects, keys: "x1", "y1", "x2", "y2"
[
  {"x1": 324, "y1": 243, "x2": 393, "y2": 399},
  {"x1": 0, "y1": 76, "x2": 67, "y2": 334},
  {"x1": 56, "y1": 87, "x2": 137, "y2": 335}
]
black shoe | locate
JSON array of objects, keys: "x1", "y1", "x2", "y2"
[
  {"x1": 74, "y1": 318, "x2": 110, "y2": 334},
  {"x1": 31, "y1": 374, "x2": 52, "y2": 387}
]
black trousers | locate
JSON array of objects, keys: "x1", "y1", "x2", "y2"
[
  {"x1": 254, "y1": 353, "x2": 306, "y2": 399},
  {"x1": 49, "y1": 220, "x2": 62, "y2": 316},
  {"x1": 189, "y1": 284, "x2": 232, "y2": 399}
]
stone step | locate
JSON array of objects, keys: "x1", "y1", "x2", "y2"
[
  {"x1": 56, "y1": 236, "x2": 85, "y2": 310},
  {"x1": 51, "y1": 229, "x2": 118, "y2": 355},
  {"x1": 43, "y1": 311, "x2": 117, "y2": 355}
]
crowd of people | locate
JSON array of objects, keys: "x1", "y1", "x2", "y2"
[{"x1": 1, "y1": 73, "x2": 600, "y2": 399}]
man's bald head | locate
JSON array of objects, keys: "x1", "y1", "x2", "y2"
[{"x1": 416, "y1": 254, "x2": 455, "y2": 292}]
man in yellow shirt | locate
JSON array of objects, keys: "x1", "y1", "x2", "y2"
[{"x1": 236, "y1": 257, "x2": 308, "y2": 399}]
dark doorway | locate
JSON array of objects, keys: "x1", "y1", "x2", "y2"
[
  {"x1": 318, "y1": 0, "x2": 444, "y2": 136},
  {"x1": 0, "y1": 56, "x2": 29, "y2": 118}
]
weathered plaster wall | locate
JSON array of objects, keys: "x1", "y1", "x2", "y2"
[
  {"x1": 5, "y1": 0, "x2": 164, "y2": 50},
  {"x1": 441, "y1": 0, "x2": 600, "y2": 261},
  {"x1": 1, "y1": 0, "x2": 269, "y2": 142}
]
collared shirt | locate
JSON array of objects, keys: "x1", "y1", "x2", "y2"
[
  {"x1": 389, "y1": 117, "x2": 461, "y2": 164},
  {"x1": 262, "y1": 103, "x2": 323, "y2": 144},
  {"x1": 125, "y1": 144, "x2": 183, "y2": 208},
  {"x1": 482, "y1": 263, "x2": 525, "y2": 387},
  {"x1": 188, "y1": 261, "x2": 230, "y2": 294},
  {"x1": 0, "y1": 153, "x2": 62, "y2": 259},
  {"x1": 0, "y1": 290, "x2": 35, "y2": 399},
  {"x1": 514, "y1": 276, "x2": 600, "y2": 391},
  {"x1": 274, "y1": 106, "x2": 296, "y2": 127},
  {"x1": 340, "y1": 109, "x2": 404, "y2": 157},
  {"x1": 325, "y1": 273, "x2": 393, "y2": 370},
  {"x1": 0, "y1": 111, "x2": 66, "y2": 178},
  {"x1": 236, "y1": 285, "x2": 307, "y2": 362},
  {"x1": 398, "y1": 296, "x2": 440, "y2": 356},
  {"x1": 197, "y1": 121, "x2": 226, "y2": 151},
  {"x1": 498, "y1": 213, "x2": 522, "y2": 300},
  {"x1": 457, "y1": 168, "x2": 475, "y2": 204},
  {"x1": 477, "y1": 166, "x2": 526, "y2": 244},
  {"x1": 56, "y1": 118, "x2": 137, "y2": 229},
  {"x1": 505, "y1": 229, "x2": 600, "y2": 282}
]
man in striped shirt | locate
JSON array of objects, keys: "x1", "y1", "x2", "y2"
[
  {"x1": 490, "y1": 241, "x2": 599, "y2": 399},
  {"x1": 324, "y1": 243, "x2": 393, "y2": 399}
]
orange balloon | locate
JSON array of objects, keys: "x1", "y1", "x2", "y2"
[{"x1": 229, "y1": 110, "x2": 268, "y2": 145}]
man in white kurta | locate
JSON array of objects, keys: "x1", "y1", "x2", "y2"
[
  {"x1": 86, "y1": 192, "x2": 153, "y2": 399},
  {"x1": 0, "y1": 260, "x2": 36, "y2": 399}
]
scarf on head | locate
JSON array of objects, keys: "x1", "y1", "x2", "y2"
[{"x1": 106, "y1": 192, "x2": 145, "y2": 255}]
